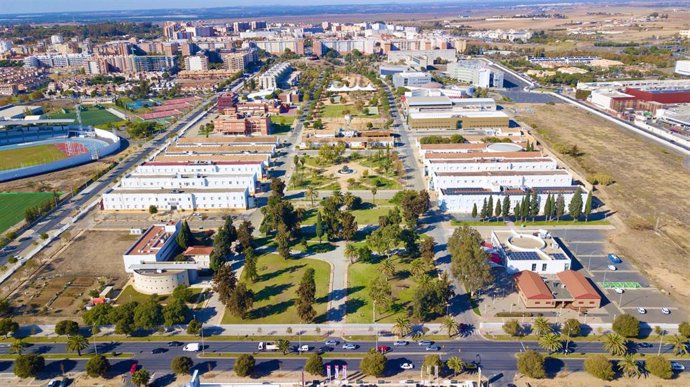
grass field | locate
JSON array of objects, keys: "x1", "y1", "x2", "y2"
[
  {"x1": 321, "y1": 104, "x2": 372, "y2": 118},
  {"x1": 347, "y1": 254, "x2": 418, "y2": 323},
  {"x1": 300, "y1": 204, "x2": 395, "y2": 226},
  {"x1": 48, "y1": 107, "x2": 121, "y2": 127},
  {"x1": 0, "y1": 192, "x2": 55, "y2": 233},
  {"x1": 271, "y1": 115, "x2": 296, "y2": 135},
  {"x1": 221, "y1": 253, "x2": 331, "y2": 324},
  {"x1": 0, "y1": 144, "x2": 67, "y2": 171}
]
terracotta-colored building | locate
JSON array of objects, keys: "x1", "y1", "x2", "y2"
[
  {"x1": 214, "y1": 114, "x2": 272, "y2": 136},
  {"x1": 514, "y1": 270, "x2": 601, "y2": 309},
  {"x1": 515, "y1": 271, "x2": 556, "y2": 308}
]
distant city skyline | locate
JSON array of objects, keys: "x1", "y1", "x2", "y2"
[{"x1": 3, "y1": 0, "x2": 475, "y2": 15}]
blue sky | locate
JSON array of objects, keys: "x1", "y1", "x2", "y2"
[{"x1": 4, "y1": 0, "x2": 456, "y2": 14}]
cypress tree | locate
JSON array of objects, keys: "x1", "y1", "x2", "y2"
[
  {"x1": 530, "y1": 190, "x2": 539, "y2": 219},
  {"x1": 315, "y1": 212, "x2": 324, "y2": 242},
  {"x1": 480, "y1": 198, "x2": 488, "y2": 219},
  {"x1": 487, "y1": 195, "x2": 494, "y2": 220},
  {"x1": 522, "y1": 195, "x2": 530, "y2": 221},
  {"x1": 514, "y1": 202, "x2": 521, "y2": 221},
  {"x1": 550, "y1": 194, "x2": 558, "y2": 220},
  {"x1": 471, "y1": 203, "x2": 478, "y2": 219},
  {"x1": 584, "y1": 190, "x2": 593, "y2": 221},
  {"x1": 495, "y1": 200, "x2": 502, "y2": 218},
  {"x1": 544, "y1": 194, "x2": 552, "y2": 221},
  {"x1": 502, "y1": 195, "x2": 510, "y2": 219},
  {"x1": 555, "y1": 194, "x2": 565, "y2": 221},
  {"x1": 568, "y1": 187, "x2": 583, "y2": 220}
]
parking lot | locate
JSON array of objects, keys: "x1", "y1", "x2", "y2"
[{"x1": 552, "y1": 228, "x2": 686, "y2": 324}]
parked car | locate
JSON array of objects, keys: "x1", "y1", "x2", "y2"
[
  {"x1": 129, "y1": 362, "x2": 139, "y2": 374},
  {"x1": 393, "y1": 340, "x2": 408, "y2": 346},
  {"x1": 47, "y1": 380, "x2": 60, "y2": 387},
  {"x1": 608, "y1": 265, "x2": 618, "y2": 271},
  {"x1": 661, "y1": 307, "x2": 671, "y2": 315},
  {"x1": 377, "y1": 345, "x2": 391, "y2": 353},
  {"x1": 614, "y1": 288, "x2": 624, "y2": 294},
  {"x1": 298, "y1": 345, "x2": 310, "y2": 352},
  {"x1": 638, "y1": 342, "x2": 653, "y2": 348},
  {"x1": 425, "y1": 345, "x2": 440, "y2": 351},
  {"x1": 342, "y1": 343, "x2": 357, "y2": 350},
  {"x1": 637, "y1": 307, "x2": 647, "y2": 314},
  {"x1": 400, "y1": 363, "x2": 414, "y2": 370},
  {"x1": 168, "y1": 341, "x2": 183, "y2": 347},
  {"x1": 325, "y1": 340, "x2": 339, "y2": 346},
  {"x1": 671, "y1": 361, "x2": 685, "y2": 371},
  {"x1": 607, "y1": 253, "x2": 622, "y2": 264}
]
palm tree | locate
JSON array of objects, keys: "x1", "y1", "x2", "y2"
[
  {"x1": 277, "y1": 338, "x2": 291, "y2": 355},
  {"x1": 306, "y1": 187, "x2": 317, "y2": 208},
  {"x1": 538, "y1": 333, "x2": 563, "y2": 354},
  {"x1": 67, "y1": 334, "x2": 90, "y2": 356},
  {"x1": 443, "y1": 316, "x2": 459, "y2": 338},
  {"x1": 410, "y1": 260, "x2": 427, "y2": 280},
  {"x1": 446, "y1": 356, "x2": 465, "y2": 376},
  {"x1": 381, "y1": 259, "x2": 395, "y2": 279},
  {"x1": 618, "y1": 354, "x2": 641, "y2": 378},
  {"x1": 344, "y1": 243, "x2": 359, "y2": 264},
  {"x1": 603, "y1": 332, "x2": 628, "y2": 356},
  {"x1": 392, "y1": 317, "x2": 412, "y2": 338},
  {"x1": 532, "y1": 317, "x2": 552, "y2": 336},
  {"x1": 10, "y1": 339, "x2": 27, "y2": 355},
  {"x1": 668, "y1": 335, "x2": 689, "y2": 355},
  {"x1": 371, "y1": 187, "x2": 377, "y2": 205}
]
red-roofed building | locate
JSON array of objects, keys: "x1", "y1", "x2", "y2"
[
  {"x1": 515, "y1": 271, "x2": 555, "y2": 308},
  {"x1": 557, "y1": 270, "x2": 601, "y2": 309},
  {"x1": 183, "y1": 246, "x2": 214, "y2": 269}
]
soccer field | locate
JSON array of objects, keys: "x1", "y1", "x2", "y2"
[
  {"x1": 48, "y1": 107, "x2": 121, "y2": 127},
  {"x1": 0, "y1": 144, "x2": 67, "y2": 171},
  {"x1": 0, "y1": 192, "x2": 55, "y2": 234}
]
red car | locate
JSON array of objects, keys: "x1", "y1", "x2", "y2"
[
  {"x1": 377, "y1": 345, "x2": 391, "y2": 353},
  {"x1": 129, "y1": 362, "x2": 139, "y2": 374}
]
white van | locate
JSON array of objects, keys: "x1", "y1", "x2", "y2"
[{"x1": 183, "y1": 343, "x2": 200, "y2": 352}]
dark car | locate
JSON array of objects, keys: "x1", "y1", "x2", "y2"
[
  {"x1": 638, "y1": 342, "x2": 653, "y2": 348},
  {"x1": 152, "y1": 348, "x2": 167, "y2": 354},
  {"x1": 168, "y1": 341, "x2": 183, "y2": 347}
]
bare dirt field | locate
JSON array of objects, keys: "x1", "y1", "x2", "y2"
[
  {"x1": 517, "y1": 370, "x2": 690, "y2": 387},
  {"x1": 515, "y1": 103, "x2": 690, "y2": 303},
  {"x1": 7, "y1": 230, "x2": 135, "y2": 324}
]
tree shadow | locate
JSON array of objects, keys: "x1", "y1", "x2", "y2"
[
  {"x1": 253, "y1": 359, "x2": 282, "y2": 378},
  {"x1": 249, "y1": 300, "x2": 294, "y2": 319},
  {"x1": 40, "y1": 359, "x2": 78, "y2": 379},
  {"x1": 192, "y1": 360, "x2": 218, "y2": 375},
  {"x1": 254, "y1": 283, "x2": 293, "y2": 302},
  {"x1": 108, "y1": 359, "x2": 139, "y2": 378},
  {"x1": 544, "y1": 357, "x2": 566, "y2": 378},
  {"x1": 317, "y1": 286, "x2": 364, "y2": 304},
  {"x1": 258, "y1": 264, "x2": 306, "y2": 282},
  {"x1": 344, "y1": 298, "x2": 366, "y2": 315},
  {"x1": 151, "y1": 373, "x2": 177, "y2": 387}
]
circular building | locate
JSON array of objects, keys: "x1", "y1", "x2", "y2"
[{"x1": 132, "y1": 269, "x2": 190, "y2": 295}]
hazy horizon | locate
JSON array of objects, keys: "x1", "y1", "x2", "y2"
[{"x1": 3, "y1": 0, "x2": 485, "y2": 15}]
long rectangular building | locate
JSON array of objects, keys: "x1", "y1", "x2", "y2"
[{"x1": 408, "y1": 110, "x2": 510, "y2": 130}]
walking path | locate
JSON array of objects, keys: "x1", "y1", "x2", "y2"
[{"x1": 301, "y1": 241, "x2": 350, "y2": 323}]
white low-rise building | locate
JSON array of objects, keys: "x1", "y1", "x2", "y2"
[
  {"x1": 119, "y1": 172, "x2": 258, "y2": 194},
  {"x1": 102, "y1": 187, "x2": 249, "y2": 211},
  {"x1": 491, "y1": 230, "x2": 572, "y2": 274},
  {"x1": 430, "y1": 169, "x2": 572, "y2": 191},
  {"x1": 122, "y1": 222, "x2": 180, "y2": 273},
  {"x1": 437, "y1": 186, "x2": 582, "y2": 214},
  {"x1": 424, "y1": 154, "x2": 558, "y2": 175},
  {"x1": 134, "y1": 161, "x2": 265, "y2": 179},
  {"x1": 392, "y1": 71, "x2": 432, "y2": 88}
]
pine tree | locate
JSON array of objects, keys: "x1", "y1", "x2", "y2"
[
  {"x1": 514, "y1": 202, "x2": 521, "y2": 221},
  {"x1": 502, "y1": 195, "x2": 510, "y2": 219},
  {"x1": 568, "y1": 187, "x2": 583, "y2": 220},
  {"x1": 584, "y1": 190, "x2": 593, "y2": 221},
  {"x1": 550, "y1": 194, "x2": 558, "y2": 220},
  {"x1": 471, "y1": 203, "x2": 478, "y2": 219},
  {"x1": 487, "y1": 196, "x2": 494, "y2": 220},
  {"x1": 523, "y1": 194, "x2": 530, "y2": 221},
  {"x1": 555, "y1": 194, "x2": 565, "y2": 221},
  {"x1": 494, "y1": 200, "x2": 502, "y2": 218},
  {"x1": 480, "y1": 198, "x2": 488, "y2": 219}
]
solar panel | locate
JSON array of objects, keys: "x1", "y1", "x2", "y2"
[
  {"x1": 551, "y1": 253, "x2": 569, "y2": 261},
  {"x1": 509, "y1": 251, "x2": 540, "y2": 261}
]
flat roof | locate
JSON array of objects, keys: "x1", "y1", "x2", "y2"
[
  {"x1": 125, "y1": 223, "x2": 176, "y2": 256},
  {"x1": 177, "y1": 135, "x2": 277, "y2": 144},
  {"x1": 409, "y1": 111, "x2": 508, "y2": 119},
  {"x1": 127, "y1": 172, "x2": 255, "y2": 179},
  {"x1": 421, "y1": 143, "x2": 488, "y2": 150},
  {"x1": 166, "y1": 145, "x2": 275, "y2": 154},
  {"x1": 426, "y1": 151, "x2": 543, "y2": 159},
  {"x1": 435, "y1": 170, "x2": 569, "y2": 177},
  {"x1": 112, "y1": 187, "x2": 247, "y2": 194},
  {"x1": 154, "y1": 154, "x2": 269, "y2": 163},
  {"x1": 406, "y1": 96, "x2": 453, "y2": 106}
]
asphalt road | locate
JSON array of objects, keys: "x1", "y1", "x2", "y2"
[{"x1": 1, "y1": 339, "x2": 688, "y2": 386}]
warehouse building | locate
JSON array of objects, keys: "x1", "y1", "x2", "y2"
[{"x1": 408, "y1": 110, "x2": 510, "y2": 129}]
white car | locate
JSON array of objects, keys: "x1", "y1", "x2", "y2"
[
  {"x1": 637, "y1": 307, "x2": 647, "y2": 314},
  {"x1": 671, "y1": 362, "x2": 685, "y2": 371},
  {"x1": 400, "y1": 363, "x2": 414, "y2": 370},
  {"x1": 661, "y1": 307, "x2": 671, "y2": 315},
  {"x1": 298, "y1": 345, "x2": 310, "y2": 352},
  {"x1": 614, "y1": 288, "x2": 624, "y2": 294},
  {"x1": 608, "y1": 265, "x2": 617, "y2": 271}
]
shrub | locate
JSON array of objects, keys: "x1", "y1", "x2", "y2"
[
  {"x1": 516, "y1": 350, "x2": 545, "y2": 379},
  {"x1": 171, "y1": 356, "x2": 194, "y2": 375},
  {"x1": 85, "y1": 354, "x2": 110, "y2": 377},
  {"x1": 584, "y1": 354, "x2": 614, "y2": 380},
  {"x1": 645, "y1": 355, "x2": 673, "y2": 379},
  {"x1": 361, "y1": 348, "x2": 386, "y2": 377},
  {"x1": 234, "y1": 354, "x2": 255, "y2": 377},
  {"x1": 14, "y1": 354, "x2": 44, "y2": 378},
  {"x1": 679, "y1": 321, "x2": 690, "y2": 338},
  {"x1": 502, "y1": 319, "x2": 522, "y2": 336},
  {"x1": 562, "y1": 318, "x2": 581, "y2": 337},
  {"x1": 586, "y1": 173, "x2": 615, "y2": 186},
  {"x1": 305, "y1": 353, "x2": 324, "y2": 376},
  {"x1": 612, "y1": 314, "x2": 640, "y2": 338}
]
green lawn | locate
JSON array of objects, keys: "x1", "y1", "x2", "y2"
[
  {"x1": 221, "y1": 253, "x2": 331, "y2": 324},
  {"x1": 349, "y1": 175, "x2": 401, "y2": 190},
  {"x1": 48, "y1": 107, "x2": 122, "y2": 127},
  {"x1": 347, "y1": 255, "x2": 418, "y2": 323},
  {"x1": 288, "y1": 168, "x2": 338, "y2": 190},
  {"x1": 300, "y1": 204, "x2": 395, "y2": 226},
  {"x1": 271, "y1": 115, "x2": 296, "y2": 135},
  {"x1": 321, "y1": 104, "x2": 375, "y2": 118},
  {"x1": 0, "y1": 144, "x2": 67, "y2": 171},
  {"x1": 0, "y1": 192, "x2": 55, "y2": 233},
  {"x1": 116, "y1": 285, "x2": 169, "y2": 305}
]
